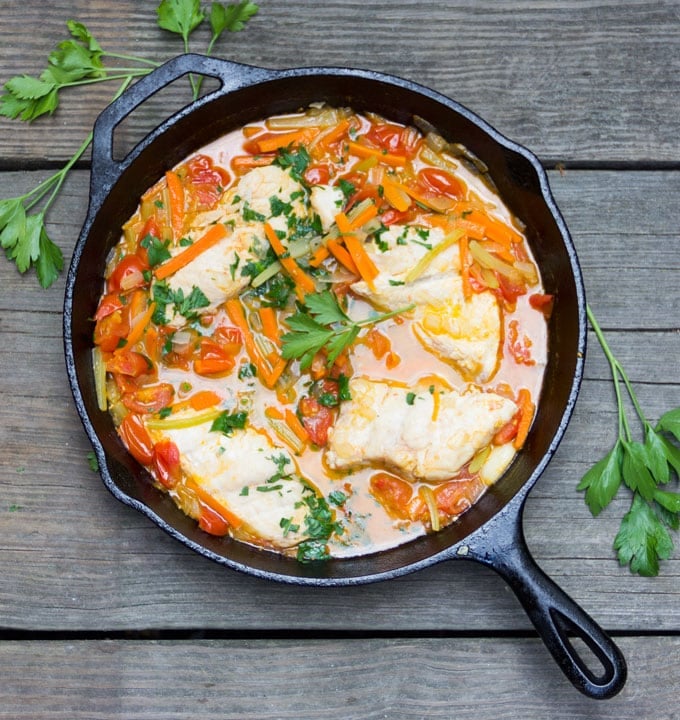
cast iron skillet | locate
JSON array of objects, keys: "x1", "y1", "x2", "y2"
[{"x1": 63, "y1": 54, "x2": 626, "y2": 699}]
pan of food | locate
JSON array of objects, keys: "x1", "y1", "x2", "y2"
[{"x1": 63, "y1": 54, "x2": 626, "y2": 698}]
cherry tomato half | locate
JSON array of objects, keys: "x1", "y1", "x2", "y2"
[
  {"x1": 118, "y1": 413, "x2": 154, "y2": 465},
  {"x1": 417, "y1": 167, "x2": 464, "y2": 199},
  {"x1": 108, "y1": 254, "x2": 148, "y2": 293},
  {"x1": 369, "y1": 472, "x2": 413, "y2": 520},
  {"x1": 122, "y1": 383, "x2": 174, "y2": 414},
  {"x1": 152, "y1": 439, "x2": 181, "y2": 489}
]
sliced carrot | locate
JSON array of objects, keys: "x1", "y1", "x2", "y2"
[
  {"x1": 231, "y1": 153, "x2": 276, "y2": 172},
  {"x1": 255, "y1": 128, "x2": 316, "y2": 153},
  {"x1": 243, "y1": 125, "x2": 264, "y2": 138},
  {"x1": 348, "y1": 201, "x2": 379, "y2": 230},
  {"x1": 309, "y1": 245, "x2": 330, "y2": 267},
  {"x1": 459, "y1": 235, "x2": 472, "y2": 300},
  {"x1": 466, "y1": 209, "x2": 523, "y2": 246},
  {"x1": 154, "y1": 223, "x2": 229, "y2": 280},
  {"x1": 315, "y1": 119, "x2": 350, "y2": 148},
  {"x1": 326, "y1": 238, "x2": 359, "y2": 275},
  {"x1": 431, "y1": 389, "x2": 441, "y2": 422},
  {"x1": 225, "y1": 298, "x2": 283, "y2": 389},
  {"x1": 347, "y1": 140, "x2": 407, "y2": 167},
  {"x1": 263, "y1": 222, "x2": 316, "y2": 298},
  {"x1": 285, "y1": 408, "x2": 309, "y2": 444},
  {"x1": 258, "y1": 306, "x2": 281, "y2": 348},
  {"x1": 186, "y1": 479, "x2": 243, "y2": 530},
  {"x1": 382, "y1": 179, "x2": 411, "y2": 212},
  {"x1": 123, "y1": 301, "x2": 156, "y2": 348},
  {"x1": 335, "y1": 212, "x2": 379, "y2": 285},
  {"x1": 169, "y1": 390, "x2": 222, "y2": 415},
  {"x1": 513, "y1": 388, "x2": 535, "y2": 450},
  {"x1": 165, "y1": 170, "x2": 185, "y2": 241}
]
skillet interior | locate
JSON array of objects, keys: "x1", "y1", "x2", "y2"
[{"x1": 65, "y1": 67, "x2": 585, "y2": 584}]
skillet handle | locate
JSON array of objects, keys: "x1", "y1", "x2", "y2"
[
  {"x1": 90, "y1": 54, "x2": 276, "y2": 191},
  {"x1": 465, "y1": 513, "x2": 627, "y2": 699}
]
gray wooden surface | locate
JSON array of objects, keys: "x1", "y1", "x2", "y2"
[{"x1": 1, "y1": 1, "x2": 679, "y2": 717}]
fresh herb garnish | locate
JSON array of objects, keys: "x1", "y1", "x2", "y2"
[
  {"x1": 274, "y1": 146, "x2": 311, "y2": 181},
  {"x1": 328, "y1": 490, "x2": 348, "y2": 506},
  {"x1": 0, "y1": 2, "x2": 258, "y2": 288},
  {"x1": 210, "y1": 410, "x2": 248, "y2": 436},
  {"x1": 578, "y1": 307, "x2": 680, "y2": 576},
  {"x1": 86, "y1": 450, "x2": 99, "y2": 472},
  {"x1": 140, "y1": 234, "x2": 171, "y2": 267},
  {"x1": 281, "y1": 290, "x2": 414, "y2": 370},
  {"x1": 242, "y1": 201, "x2": 266, "y2": 223},
  {"x1": 296, "y1": 487, "x2": 343, "y2": 563},
  {"x1": 337, "y1": 178, "x2": 356, "y2": 203},
  {"x1": 406, "y1": 392, "x2": 416, "y2": 406}
]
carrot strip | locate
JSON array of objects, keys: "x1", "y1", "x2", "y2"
[
  {"x1": 225, "y1": 299, "x2": 284, "y2": 389},
  {"x1": 231, "y1": 154, "x2": 276, "y2": 172},
  {"x1": 431, "y1": 389, "x2": 441, "y2": 422},
  {"x1": 326, "y1": 238, "x2": 359, "y2": 275},
  {"x1": 316, "y1": 119, "x2": 350, "y2": 148},
  {"x1": 263, "y1": 222, "x2": 316, "y2": 297},
  {"x1": 459, "y1": 235, "x2": 472, "y2": 300},
  {"x1": 169, "y1": 390, "x2": 221, "y2": 415},
  {"x1": 514, "y1": 388, "x2": 535, "y2": 450},
  {"x1": 123, "y1": 302, "x2": 156, "y2": 348},
  {"x1": 165, "y1": 170, "x2": 185, "y2": 241},
  {"x1": 154, "y1": 224, "x2": 229, "y2": 280},
  {"x1": 255, "y1": 128, "x2": 315, "y2": 153},
  {"x1": 336, "y1": 212, "x2": 379, "y2": 285},
  {"x1": 382, "y1": 179, "x2": 411, "y2": 212},
  {"x1": 466, "y1": 209, "x2": 523, "y2": 246},
  {"x1": 348, "y1": 201, "x2": 379, "y2": 230},
  {"x1": 347, "y1": 140, "x2": 407, "y2": 167},
  {"x1": 309, "y1": 245, "x2": 330, "y2": 267},
  {"x1": 186, "y1": 479, "x2": 243, "y2": 530},
  {"x1": 285, "y1": 408, "x2": 310, "y2": 444},
  {"x1": 258, "y1": 306, "x2": 281, "y2": 348}
]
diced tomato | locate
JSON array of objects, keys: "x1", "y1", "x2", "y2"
[
  {"x1": 193, "y1": 338, "x2": 236, "y2": 376},
  {"x1": 197, "y1": 502, "x2": 231, "y2": 536},
  {"x1": 118, "y1": 413, "x2": 154, "y2": 465},
  {"x1": 380, "y1": 208, "x2": 411, "y2": 226},
  {"x1": 152, "y1": 439, "x2": 181, "y2": 489},
  {"x1": 298, "y1": 396, "x2": 334, "y2": 447},
  {"x1": 529, "y1": 293, "x2": 554, "y2": 318},
  {"x1": 363, "y1": 123, "x2": 420, "y2": 157},
  {"x1": 369, "y1": 473, "x2": 413, "y2": 520},
  {"x1": 507, "y1": 319, "x2": 536, "y2": 366},
  {"x1": 94, "y1": 293, "x2": 125, "y2": 321},
  {"x1": 122, "y1": 383, "x2": 174, "y2": 414},
  {"x1": 107, "y1": 254, "x2": 149, "y2": 293},
  {"x1": 417, "y1": 167, "x2": 464, "y2": 199},
  {"x1": 94, "y1": 310, "x2": 130, "y2": 352},
  {"x1": 434, "y1": 478, "x2": 483, "y2": 517},
  {"x1": 106, "y1": 351, "x2": 152, "y2": 377},
  {"x1": 495, "y1": 274, "x2": 526, "y2": 308},
  {"x1": 304, "y1": 164, "x2": 331, "y2": 185},
  {"x1": 185, "y1": 154, "x2": 230, "y2": 209},
  {"x1": 493, "y1": 413, "x2": 520, "y2": 445},
  {"x1": 213, "y1": 325, "x2": 243, "y2": 355}
]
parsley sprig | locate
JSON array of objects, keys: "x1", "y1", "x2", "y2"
[
  {"x1": 578, "y1": 306, "x2": 680, "y2": 576},
  {"x1": 0, "y1": 1, "x2": 259, "y2": 288},
  {"x1": 281, "y1": 290, "x2": 414, "y2": 370}
]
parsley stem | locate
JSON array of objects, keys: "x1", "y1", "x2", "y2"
[
  {"x1": 355, "y1": 303, "x2": 416, "y2": 327},
  {"x1": 60, "y1": 70, "x2": 152, "y2": 89},
  {"x1": 102, "y1": 52, "x2": 161, "y2": 68}
]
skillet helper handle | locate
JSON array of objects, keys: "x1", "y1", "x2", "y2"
[
  {"x1": 91, "y1": 54, "x2": 275, "y2": 190},
  {"x1": 469, "y1": 521, "x2": 627, "y2": 699}
]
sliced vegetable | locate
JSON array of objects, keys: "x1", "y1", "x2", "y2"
[{"x1": 154, "y1": 223, "x2": 229, "y2": 280}]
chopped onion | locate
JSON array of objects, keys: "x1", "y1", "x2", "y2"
[
  {"x1": 266, "y1": 415, "x2": 306, "y2": 455},
  {"x1": 405, "y1": 229, "x2": 464, "y2": 283},
  {"x1": 515, "y1": 260, "x2": 539, "y2": 285},
  {"x1": 267, "y1": 106, "x2": 351, "y2": 130},
  {"x1": 468, "y1": 240, "x2": 523, "y2": 284},
  {"x1": 145, "y1": 407, "x2": 223, "y2": 430},
  {"x1": 171, "y1": 330, "x2": 193, "y2": 354},
  {"x1": 468, "y1": 446, "x2": 491, "y2": 474}
]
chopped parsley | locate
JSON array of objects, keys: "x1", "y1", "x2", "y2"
[
  {"x1": 269, "y1": 195, "x2": 293, "y2": 217},
  {"x1": 273, "y1": 145, "x2": 311, "y2": 181},
  {"x1": 242, "y1": 201, "x2": 266, "y2": 223},
  {"x1": 140, "y1": 234, "x2": 171, "y2": 267},
  {"x1": 210, "y1": 410, "x2": 248, "y2": 436},
  {"x1": 337, "y1": 178, "x2": 356, "y2": 202},
  {"x1": 296, "y1": 486, "x2": 343, "y2": 563},
  {"x1": 238, "y1": 362, "x2": 257, "y2": 380},
  {"x1": 328, "y1": 490, "x2": 348, "y2": 506},
  {"x1": 406, "y1": 392, "x2": 417, "y2": 406}
]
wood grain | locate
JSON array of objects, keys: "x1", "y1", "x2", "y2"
[
  {"x1": 0, "y1": 0, "x2": 679, "y2": 165},
  {"x1": 1, "y1": 637, "x2": 678, "y2": 720}
]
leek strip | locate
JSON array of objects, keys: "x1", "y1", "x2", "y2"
[
  {"x1": 265, "y1": 415, "x2": 306, "y2": 455},
  {"x1": 92, "y1": 347, "x2": 108, "y2": 412},
  {"x1": 468, "y1": 446, "x2": 491, "y2": 474},
  {"x1": 404, "y1": 229, "x2": 464, "y2": 283},
  {"x1": 250, "y1": 237, "x2": 317, "y2": 288},
  {"x1": 468, "y1": 240, "x2": 523, "y2": 284},
  {"x1": 419, "y1": 485, "x2": 440, "y2": 532},
  {"x1": 145, "y1": 407, "x2": 223, "y2": 430}
]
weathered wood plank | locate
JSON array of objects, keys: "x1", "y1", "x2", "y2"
[
  {"x1": 0, "y1": 636, "x2": 676, "y2": 719},
  {"x1": 0, "y1": 0, "x2": 679, "y2": 164}
]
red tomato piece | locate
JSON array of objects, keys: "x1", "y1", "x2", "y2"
[
  {"x1": 106, "y1": 351, "x2": 152, "y2": 377},
  {"x1": 197, "y1": 502, "x2": 231, "y2": 536},
  {"x1": 94, "y1": 310, "x2": 130, "y2": 352},
  {"x1": 529, "y1": 293, "x2": 554, "y2": 318},
  {"x1": 417, "y1": 167, "x2": 464, "y2": 199},
  {"x1": 118, "y1": 413, "x2": 154, "y2": 465},
  {"x1": 108, "y1": 254, "x2": 149, "y2": 293},
  {"x1": 122, "y1": 383, "x2": 174, "y2": 414},
  {"x1": 304, "y1": 164, "x2": 331, "y2": 185},
  {"x1": 193, "y1": 338, "x2": 236, "y2": 376},
  {"x1": 152, "y1": 439, "x2": 181, "y2": 489},
  {"x1": 369, "y1": 473, "x2": 414, "y2": 520},
  {"x1": 363, "y1": 123, "x2": 420, "y2": 157},
  {"x1": 94, "y1": 293, "x2": 125, "y2": 321},
  {"x1": 298, "y1": 396, "x2": 334, "y2": 447},
  {"x1": 434, "y1": 478, "x2": 482, "y2": 517},
  {"x1": 380, "y1": 208, "x2": 411, "y2": 226},
  {"x1": 213, "y1": 325, "x2": 243, "y2": 355},
  {"x1": 185, "y1": 154, "x2": 230, "y2": 209}
]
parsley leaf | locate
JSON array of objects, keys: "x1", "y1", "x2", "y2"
[
  {"x1": 157, "y1": 0, "x2": 205, "y2": 48},
  {"x1": 296, "y1": 488, "x2": 343, "y2": 563},
  {"x1": 210, "y1": 0, "x2": 259, "y2": 36},
  {"x1": 281, "y1": 290, "x2": 413, "y2": 370},
  {"x1": 140, "y1": 234, "x2": 171, "y2": 267},
  {"x1": 274, "y1": 146, "x2": 311, "y2": 181},
  {"x1": 210, "y1": 410, "x2": 248, "y2": 436}
]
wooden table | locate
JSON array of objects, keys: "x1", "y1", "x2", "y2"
[{"x1": 1, "y1": 1, "x2": 678, "y2": 717}]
